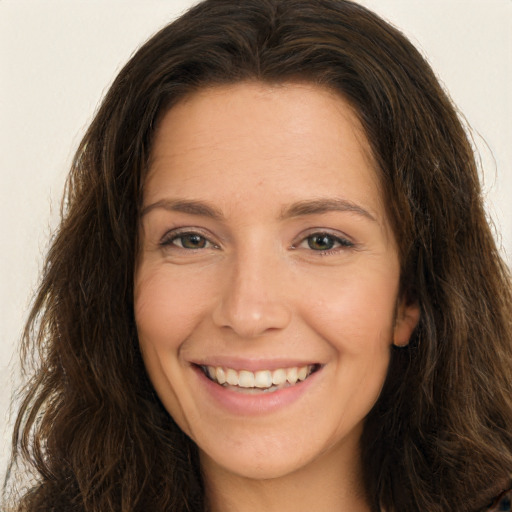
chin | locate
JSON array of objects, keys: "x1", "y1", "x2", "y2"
[{"x1": 199, "y1": 443, "x2": 317, "y2": 481}]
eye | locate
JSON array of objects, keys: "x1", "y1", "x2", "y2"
[
  {"x1": 293, "y1": 231, "x2": 354, "y2": 253},
  {"x1": 161, "y1": 230, "x2": 217, "y2": 250}
]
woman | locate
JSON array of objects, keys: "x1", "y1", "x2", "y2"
[{"x1": 4, "y1": 0, "x2": 511, "y2": 510}]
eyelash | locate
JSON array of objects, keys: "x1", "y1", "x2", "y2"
[
  {"x1": 159, "y1": 229, "x2": 354, "y2": 255},
  {"x1": 291, "y1": 232, "x2": 355, "y2": 255},
  {"x1": 160, "y1": 230, "x2": 219, "y2": 251}
]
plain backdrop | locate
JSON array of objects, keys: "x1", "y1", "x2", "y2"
[{"x1": 1, "y1": 0, "x2": 511, "y2": 478}]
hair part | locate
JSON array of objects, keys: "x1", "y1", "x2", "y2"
[{"x1": 5, "y1": 1, "x2": 512, "y2": 511}]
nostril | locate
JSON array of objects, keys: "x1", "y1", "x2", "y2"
[{"x1": 211, "y1": 297, "x2": 292, "y2": 338}]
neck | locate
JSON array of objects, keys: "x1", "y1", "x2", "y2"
[{"x1": 201, "y1": 441, "x2": 371, "y2": 512}]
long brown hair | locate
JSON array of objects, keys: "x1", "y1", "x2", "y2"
[{"x1": 4, "y1": 1, "x2": 512, "y2": 510}]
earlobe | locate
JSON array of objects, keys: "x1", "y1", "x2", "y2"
[{"x1": 393, "y1": 302, "x2": 420, "y2": 347}]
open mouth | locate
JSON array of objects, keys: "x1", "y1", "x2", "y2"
[{"x1": 198, "y1": 364, "x2": 322, "y2": 394}]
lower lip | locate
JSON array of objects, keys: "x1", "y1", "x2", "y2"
[{"x1": 192, "y1": 365, "x2": 321, "y2": 416}]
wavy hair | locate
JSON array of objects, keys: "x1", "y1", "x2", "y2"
[{"x1": 4, "y1": 1, "x2": 512, "y2": 511}]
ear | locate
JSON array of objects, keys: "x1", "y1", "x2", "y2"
[{"x1": 393, "y1": 300, "x2": 420, "y2": 347}]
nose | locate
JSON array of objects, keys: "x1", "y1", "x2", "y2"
[{"x1": 212, "y1": 250, "x2": 292, "y2": 338}]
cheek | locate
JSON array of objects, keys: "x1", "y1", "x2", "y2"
[
  {"x1": 301, "y1": 267, "x2": 399, "y2": 353},
  {"x1": 133, "y1": 267, "x2": 208, "y2": 434},
  {"x1": 304, "y1": 269, "x2": 397, "y2": 421},
  {"x1": 134, "y1": 265, "x2": 210, "y2": 351}
]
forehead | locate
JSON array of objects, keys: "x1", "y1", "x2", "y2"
[
  {"x1": 145, "y1": 81, "x2": 387, "y2": 226},
  {"x1": 150, "y1": 81, "x2": 374, "y2": 165}
]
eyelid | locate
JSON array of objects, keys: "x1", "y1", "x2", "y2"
[
  {"x1": 160, "y1": 227, "x2": 220, "y2": 249},
  {"x1": 291, "y1": 228, "x2": 355, "y2": 252}
]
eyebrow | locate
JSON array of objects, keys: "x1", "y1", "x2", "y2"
[
  {"x1": 140, "y1": 197, "x2": 376, "y2": 222},
  {"x1": 280, "y1": 198, "x2": 377, "y2": 222},
  {"x1": 140, "y1": 199, "x2": 224, "y2": 220}
]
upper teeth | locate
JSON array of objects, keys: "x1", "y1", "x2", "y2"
[{"x1": 204, "y1": 365, "x2": 314, "y2": 389}]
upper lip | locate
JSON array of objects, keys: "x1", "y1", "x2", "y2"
[{"x1": 190, "y1": 358, "x2": 322, "y2": 372}]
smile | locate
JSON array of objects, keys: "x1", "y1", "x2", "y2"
[{"x1": 199, "y1": 364, "x2": 321, "y2": 393}]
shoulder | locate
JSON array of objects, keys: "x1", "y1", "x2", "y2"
[{"x1": 486, "y1": 488, "x2": 511, "y2": 512}]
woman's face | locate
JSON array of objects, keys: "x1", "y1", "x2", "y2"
[{"x1": 134, "y1": 82, "x2": 419, "y2": 483}]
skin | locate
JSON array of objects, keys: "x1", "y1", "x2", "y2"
[{"x1": 134, "y1": 82, "x2": 419, "y2": 512}]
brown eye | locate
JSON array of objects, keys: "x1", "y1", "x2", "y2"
[
  {"x1": 298, "y1": 232, "x2": 354, "y2": 253},
  {"x1": 161, "y1": 231, "x2": 215, "y2": 250},
  {"x1": 175, "y1": 233, "x2": 208, "y2": 249},
  {"x1": 307, "y1": 234, "x2": 337, "y2": 251}
]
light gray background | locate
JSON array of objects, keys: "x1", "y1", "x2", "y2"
[{"x1": 1, "y1": 0, "x2": 511, "y2": 476}]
